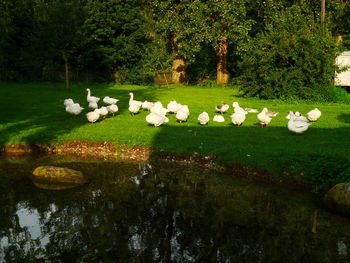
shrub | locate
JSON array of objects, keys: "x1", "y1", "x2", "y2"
[
  {"x1": 238, "y1": 5, "x2": 340, "y2": 101},
  {"x1": 329, "y1": 86, "x2": 350, "y2": 104}
]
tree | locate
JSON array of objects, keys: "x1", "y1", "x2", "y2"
[
  {"x1": 82, "y1": 0, "x2": 152, "y2": 83},
  {"x1": 205, "y1": 0, "x2": 251, "y2": 85},
  {"x1": 31, "y1": 0, "x2": 86, "y2": 89},
  {"x1": 149, "y1": 0, "x2": 209, "y2": 84},
  {"x1": 150, "y1": 0, "x2": 252, "y2": 85},
  {"x1": 0, "y1": 0, "x2": 37, "y2": 81},
  {"x1": 0, "y1": 0, "x2": 12, "y2": 78}
]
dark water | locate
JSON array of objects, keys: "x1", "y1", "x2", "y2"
[{"x1": 1, "y1": 157, "x2": 350, "y2": 263}]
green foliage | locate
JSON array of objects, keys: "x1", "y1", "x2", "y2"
[
  {"x1": 30, "y1": 0, "x2": 86, "y2": 83},
  {"x1": 0, "y1": 0, "x2": 37, "y2": 81},
  {"x1": 328, "y1": 86, "x2": 350, "y2": 104},
  {"x1": 295, "y1": 155, "x2": 350, "y2": 192},
  {"x1": 149, "y1": 0, "x2": 252, "y2": 83},
  {"x1": 82, "y1": 0, "x2": 158, "y2": 83},
  {"x1": 278, "y1": 86, "x2": 350, "y2": 104},
  {"x1": 0, "y1": 0, "x2": 349, "y2": 84},
  {"x1": 238, "y1": 6, "x2": 340, "y2": 101},
  {"x1": 205, "y1": 0, "x2": 252, "y2": 50},
  {"x1": 149, "y1": 0, "x2": 210, "y2": 62}
]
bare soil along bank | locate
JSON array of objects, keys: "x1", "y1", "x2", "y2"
[{"x1": 1, "y1": 141, "x2": 311, "y2": 193}]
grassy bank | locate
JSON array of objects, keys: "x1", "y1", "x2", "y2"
[{"x1": 1, "y1": 82, "x2": 350, "y2": 190}]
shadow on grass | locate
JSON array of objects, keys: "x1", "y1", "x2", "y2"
[
  {"x1": 150, "y1": 124, "x2": 350, "y2": 174},
  {"x1": 337, "y1": 113, "x2": 350, "y2": 123},
  {"x1": 0, "y1": 82, "x2": 168, "y2": 146}
]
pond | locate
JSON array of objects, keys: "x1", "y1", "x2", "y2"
[{"x1": 1, "y1": 156, "x2": 350, "y2": 262}]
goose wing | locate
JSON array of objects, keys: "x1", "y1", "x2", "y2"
[{"x1": 293, "y1": 120, "x2": 310, "y2": 128}]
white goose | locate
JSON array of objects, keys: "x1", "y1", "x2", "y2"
[
  {"x1": 97, "y1": 106, "x2": 108, "y2": 118},
  {"x1": 129, "y1": 104, "x2": 141, "y2": 115},
  {"x1": 257, "y1": 108, "x2": 272, "y2": 128},
  {"x1": 215, "y1": 103, "x2": 229, "y2": 114},
  {"x1": 307, "y1": 108, "x2": 321, "y2": 121},
  {"x1": 86, "y1": 88, "x2": 100, "y2": 103},
  {"x1": 65, "y1": 103, "x2": 84, "y2": 116},
  {"x1": 64, "y1": 98, "x2": 74, "y2": 107},
  {"x1": 107, "y1": 104, "x2": 118, "y2": 116},
  {"x1": 179, "y1": 105, "x2": 189, "y2": 115},
  {"x1": 128, "y1": 92, "x2": 143, "y2": 107},
  {"x1": 265, "y1": 109, "x2": 279, "y2": 117},
  {"x1": 213, "y1": 115, "x2": 225, "y2": 122},
  {"x1": 167, "y1": 101, "x2": 183, "y2": 113},
  {"x1": 176, "y1": 106, "x2": 189, "y2": 123},
  {"x1": 288, "y1": 111, "x2": 310, "y2": 134},
  {"x1": 103, "y1": 96, "x2": 119, "y2": 105},
  {"x1": 146, "y1": 112, "x2": 169, "y2": 127},
  {"x1": 150, "y1": 104, "x2": 169, "y2": 116},
  {"x1": 86, "y1": 109, "x2": 100, "y2": 123},
  {"x1": 230, "y1": 112, "x2": 246, "y2": 126},
  {"x1": 142, "y1": 101, "x2": 155, "y2": 111},
  {"x1": 294, "y1": 112, "x2": 309, "y2": 122},
  {"x1": 88, "y1": 101, "x2": 98, "y2": 109},
  {"x1": 232, "y1": 102, "x2": 258, "y2": 114},
  {"x1": 153, "y1": 101, "x2": 163, "y2": 108},
  {"x1": 198, "y1": 112, "x2": 209, "y2": 125},
  {"x1": 176, "y1": 111, "x2": 189, "y2": 123}
]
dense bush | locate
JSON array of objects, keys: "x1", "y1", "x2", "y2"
[{"x1": 238, "y1": 6, "x2": 340, "y2": 101}]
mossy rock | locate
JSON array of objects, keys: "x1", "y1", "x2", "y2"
[
  {"x1": 31, "y1": 166, "x2": 87, "y2": 190},
  {"x1": 324, "y1": 183, "x2": 350, "y2": 216}
]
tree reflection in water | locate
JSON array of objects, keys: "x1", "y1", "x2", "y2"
[{"x1": 1, "y1": 159, "x2": 350, "y2": 262}]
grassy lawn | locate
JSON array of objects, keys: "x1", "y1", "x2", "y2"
[{"x1": 1, "y1": 82, "x2": 350, "y2": 185}]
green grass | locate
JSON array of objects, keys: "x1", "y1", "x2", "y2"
[{"x1": 1, "y1": 82, "x2": 350, "y2": 183}]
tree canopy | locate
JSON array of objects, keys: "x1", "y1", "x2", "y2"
[{"x1": 0, "y1": 0, "x2": 349, "y2": 99}]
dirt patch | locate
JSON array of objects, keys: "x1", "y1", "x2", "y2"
[
  {"x1": 118, "y1": 145, "x2": 154, "y2": 162},
  {"x1": 52, "y1": 141, "x2": 117, "y2": 160},
  {"x1": 154, "y1": 152, "x2": 220, "y2": 168},
  {"x1": 0, "y1": 141, "x2": 155, "y2": 162},
  {"x1": 1, "y1": 141, "x2": 116, "y2": 160},
  {"x1": 1, "y1": 144, "x2": 51, "y2": 156}
]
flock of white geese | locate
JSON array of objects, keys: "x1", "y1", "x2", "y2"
[{"x1": 64, "y1": 88, "x2": 322, "y2": 134}]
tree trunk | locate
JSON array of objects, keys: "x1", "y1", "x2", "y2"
[
  {"x1": 321, "y1": 0, "x2": 326, "y2": 24},
  {"x1": 171, "y1": 33, "x2": 187, "y2": 84},
  {"x1": 62, "y1": 50, "x2": 70, "y2": 89},
  {"x1": 216, "y1": 37, "x2": 229, "y2": 85}
]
